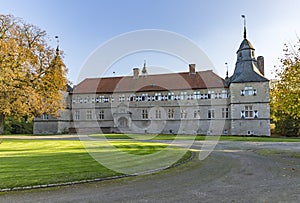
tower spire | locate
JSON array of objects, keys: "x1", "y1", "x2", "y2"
[
  {"x1": 241, "y1": 15, "x2": 246, "y2": 39},
  {"x1": 142, "y1": 59, "x2": 147, "y2": 75}
]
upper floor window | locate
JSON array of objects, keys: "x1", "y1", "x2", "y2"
[
  {"x1": 193, "y1": 91, "x2": 201, "y2": 100},
  {"x1": 221, "y1": 90, "x2": 228, "y2": 98},
  {"x1": 42, "y1": 114, "x2": 49, "y2": 120},
  {"x1": 119, "y1": 95, "x2": 125, "y2": 102},
  {"x1": 241, "y1": 86, "x2": 257, "y2": 96}
]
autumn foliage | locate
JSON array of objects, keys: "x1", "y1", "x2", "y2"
[
  {"x1": 270, "y1": 40, "x2": 300, "y2": 136},
  {"x1": 0, "y1": 14, "x2": 67, "y2": 134}
]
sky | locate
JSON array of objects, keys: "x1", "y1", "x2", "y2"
[{"x1": 1, "y1": 0, "x2": 300, "y2": 84}]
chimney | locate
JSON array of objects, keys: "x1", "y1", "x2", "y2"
[
  {"x1": 189, "y1": 64, "x2": 196, "y2": 75},
  {"x1": 133, "y1": 68, "x2": 140, "y2": 79},
  {"x1": 257, "y1": 56, "x2": 264, "y2": 75}
]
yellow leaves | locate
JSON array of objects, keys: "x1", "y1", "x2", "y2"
[{"x1": 0, "y1": 14, "x2": 68, "y2": 120}]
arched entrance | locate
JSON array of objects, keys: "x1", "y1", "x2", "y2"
[{"x1": 118, "y1": 117, "x2": 128, "y2": 128}]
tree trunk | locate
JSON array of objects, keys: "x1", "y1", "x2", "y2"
[{"x1": 0, "y1": 114, "x2": 4, "y2": 134}]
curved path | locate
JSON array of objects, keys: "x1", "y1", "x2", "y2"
[{"x1": 1, "y1": 141, "x2": 300, "y2": 202}]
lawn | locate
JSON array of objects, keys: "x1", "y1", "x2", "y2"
[
  {"x1": 0, "y1": 139, "x2": 190, "y2": 189},
  {"x1": 91, "y1": 134, "x2": 300, "y2": 142}
]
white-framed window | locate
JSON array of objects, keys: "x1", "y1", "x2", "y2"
[
  {"x1": 98, "y1": 110, "x2": 104, "y2": 120},
  {"x1": 208, "y1": 90, "x2": 215, "y2": 99},
  {"x1": 194, "y1": 109, "x2": 200, "y2": 119},
  {"x1": 193, "y1": 91, "x2": 201, "y2": 100},
  {"x1": 86, "y1": 111, "x2": 92, "y2": 120},
  {"x1": 119, "y1": 95, "x2": 125, "y2": 102},
  {"x1": 241, "y1": 87, "x2": 257, "y2": 96},
  {"x1": 221, "y1": 90, "x2": 228, "y2": 98},
  {"x1": 180, "y1": 110, "x2": 187, "y2": 119},
  {"x1": 155, "y1": 109, "x2": 161, "y2": 119},
  {"x1": 222, "y1": 108, "x2": 229, "y2": 118},
  {"x1": 208, "y1": 109, "x2": 215, "y2": 119},
  {"x1": 168, "y1": 108, "x2": 175, "y2": 119},
  {"x1": 142, "y1": 109, "x2": 148, "y2": 119},
  {"x1": 75, "y1": 111, "x2": 80, "y2": 120},
  {"x1": 154, "y1": 93, "x2": 161, "y2": 101},
  {"x1": 168, "y1": 92, "x2": 175, "y2": 100}
]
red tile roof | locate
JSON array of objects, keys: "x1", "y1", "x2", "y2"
[{"x1": 73, "y1": 70, "x2": 225, "y2": 94}]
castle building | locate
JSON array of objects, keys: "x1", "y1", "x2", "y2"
[{"x1": 34, "y1": 27, "x2": 270, "y2": 136}]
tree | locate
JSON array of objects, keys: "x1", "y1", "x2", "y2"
[
  {"x1": 0, "y1": 14, "x2": 67, "y2": 134},
  {"x1": 270, "y1": 39, "x2": 300, "y2": 136}
]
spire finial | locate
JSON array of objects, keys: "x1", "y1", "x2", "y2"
[
  {"x1": 225, "y1": 62, "x2": 229, "y2": 79},
  {"x1": 142, "y1": 60, "x2": 147, "y2": 74},
  {"x1": 241, "y1": 15, "x2": 246, "y2": 39},
  {"x1": 55, "y1": 36, "x2": 60, "y2": 54}
]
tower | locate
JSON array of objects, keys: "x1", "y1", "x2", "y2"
[{"x1": 226, "y1": 15, "x2": 270, "y2": 136}]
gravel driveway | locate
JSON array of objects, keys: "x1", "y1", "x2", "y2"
[{"x1": 1, "y1": 141, "x2": 300, "y2": 203}]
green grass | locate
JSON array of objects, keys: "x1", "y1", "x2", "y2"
[
  {"x1": 0, "y1": 139, "x2": 189, "y2": 189},
  {"x1": 90, "y1": 134, "x2": 300, "y2": 142},
  {"x1": 255, "y1": 149, "x2": 300, "y2": 158}
]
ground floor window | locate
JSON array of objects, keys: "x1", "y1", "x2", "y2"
[
  {"x1": 180, "y1": 110, "x2": 187, "y2": 119},
  {"x1": 168, "y1": 108, "x2": 175, "y2": 119},
  {"x1": 208, "y1": 109, "x2": 215, "y2": 119},
  {"x1": 98, "y1": 110, "x2": 104, "y2": 120},
  {"x1": 222, "y1": 108, "x2": 229, "y2": 118},
  {"x1": 142, "y1": 109, "x2": 148, "y2": 119},
  {"x1": 86, "y1": 111, "x2": 92, "y2": 120},
  {"x1": 155, "y1": 109, "x2": 161, "y2": 119}
]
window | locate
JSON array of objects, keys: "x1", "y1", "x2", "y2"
[
  {"x1": 142, "y1": 109, "x2": 148, "y2": 119},
  {"x1": 42, "y1": 114, "x2": 49, "y2": 120},
  {"x1": 86, "y1": 111, "x2": 92, "y2": 120},
  {"x1": 119, "y1": 95, "x2": 125, "y2": 102},
  {"x1": 155, "y1": 109, "x2": 161, "y2": 119},
  {"x1": 98, "y1": 110, "x2": 104, "y2": 120},
  {"x1": 208, "y1": 90, "x2": 215, "y2": 99},
  {"x1": 221, "y1": 90, "x2": 228, "y2": 98},
  {"x1": 180, "y1": 110, "x2": 187, "y2": 119},
  {"x1": 241, "y1": 87, "x2": 256, "y2": 96},
  {"x1": 222, "y1": 108, "x2": 229, "y2": 118},
  {"x1": 168, "y1": 92, "x2": 175, "y2": 100},
  {"x1": 194, "y1": 110, "x2": 200, "y2": 119},
  {"x1": 245, "y1": 86, "x2": 253, "y2": 96},
  {"x1": 154, "y1": 93, "x2": 161, "y2": 101},
  {"x1": 168, "y1": 108, "x2": 175, "y2": 119},
  {"x1": 245, "y1": 106, "x2": 253, "y2": 118},
  {"x1": 208, "y1": 109, "x2": 215, "y2": 119},
  {"x1": 75, "y1": 111, "x2": 80, "y2": 120},
  {"x1": 194, "y1": 91, "x2": 201, "y2": 100}
]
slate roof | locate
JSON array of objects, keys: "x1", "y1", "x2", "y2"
[
  {"x1": 225, "y1": 38, "x2": 268, "y2": 86},
  {"x1": 73, "y1": 70, "x2": 225, "y2": 94}
]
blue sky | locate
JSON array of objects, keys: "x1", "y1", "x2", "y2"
[{"x1": 1, "y1": 0, "x2": 300, "y2": 83}]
